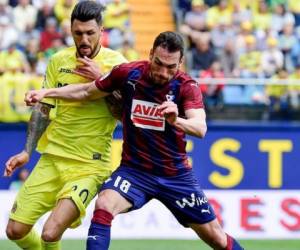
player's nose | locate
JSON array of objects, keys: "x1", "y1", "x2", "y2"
[
  {"x1": 80, "y1": 34, "x2": 90, "y2": 45},
  {"x1": 158, "y1": 67, "x2": 169, "y2": 79}
]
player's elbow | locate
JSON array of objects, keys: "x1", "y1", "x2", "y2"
[{"x1": 196, "y1": 124, "x2": 207, "y2": 138}]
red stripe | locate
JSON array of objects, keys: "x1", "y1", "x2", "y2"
[
  {"x1": 92, "y1": 209, "x2": 114, "y2": 226},
  {"x1": 226, "y1": 234, "x2": 233, "y2": 250},
  {"x1": 132, "y1": 117, "x2": 163, "y2": 127}
]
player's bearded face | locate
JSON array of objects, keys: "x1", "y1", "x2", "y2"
[
  {"x1": 71, "y1": 19, "x2": 102, "y2": 58},
  {"x1": 149, "y1": 47, "x2": 182, "y2": 85}
]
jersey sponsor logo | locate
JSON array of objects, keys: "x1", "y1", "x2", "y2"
[
  {"x1": 131, "y1": 99, "x2": 165, "y2": 131},
  {"x1": 190, "y1": 82, "x2": 199, "y2": 87},
  {"x1": 87, "y1": 235, "x2": 99, "y2": 240},
  {"x1": 201, "y1": 207, "x2": 211, "y2": 214},
  {"x1": 127, "y1": 80, "x2": 137, "y2": 90},
  {"x1": 59, "y1": 68, "x2": 73, "y2": 74},
  {"x1": 92, "y1": 152, "x2": 101, "y2": 160},
  {"x1": 176, "y1": 193, "x2": 208, "y2": 208},
  {"x1": 57, "y1": 82, "x2": 69, "y2": 88}
]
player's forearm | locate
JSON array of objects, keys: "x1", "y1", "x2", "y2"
[
  {"x1": 45, "y1": 83, "x2": 91, "y2": 100},
  {"x1": 44, "y1": 81, "x2": 107, "y2": 101},
  {"x1": 25, "y1": 103, "x2": 51, "y2": 156},
  {"x1": 173, "y1": 117, "x2": 207, "y2": 138}
]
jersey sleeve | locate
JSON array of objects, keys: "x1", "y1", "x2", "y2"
[
  {"x1": 181, "y1": 79, "x2": 204, "y2": 110},
  {"x1": 95, "y1": 63, "x2": 129, "y2": 92},
  {"x1": 41, "y1": 57, "x2": 57, "y2": 107}
]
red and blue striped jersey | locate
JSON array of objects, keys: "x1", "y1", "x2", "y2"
[{"x1": 95, "y1": 61, "x2": 204, "y2": 176}]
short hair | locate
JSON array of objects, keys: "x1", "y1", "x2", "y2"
[
  {"x1": 71, "y1": 1, "x2": 105, "y2": 25},
  {"x1": 152, "y1": 31, "x2": 184, "y2": 59}
]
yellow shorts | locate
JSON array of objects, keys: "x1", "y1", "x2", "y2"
[{"x1": 9, "y1": 154, "x2": 111, "y2": 228}]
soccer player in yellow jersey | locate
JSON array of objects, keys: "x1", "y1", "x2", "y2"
[{"x1": 4, "y1": 1, "x2": 127, "y2": 250}]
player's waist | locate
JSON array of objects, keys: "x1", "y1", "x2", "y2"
[
  {"x1": 40, "y1": 147, "x2": 112, "y2": 165},
  {"x1": 119, "y1": 162, "x2": 192, "y2": 177},
  {"x1": 120, "y1": 159, "x2": 192, "y2": 177},
  {"x1": 48, "y1": 120, "x2": 116, "y2": 135}
]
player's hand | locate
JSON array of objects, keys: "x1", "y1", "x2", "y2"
[
  {"x1": 24, "y1": 89, "x2": 47, "y2": 106},
  {"x1": 158, "y1": 101, "x2": 178, "y2": 125},
  {"x1": 105, "y1": 90, "x2": 123, "y2": 120},
  {"x1": 4, "y1": 151, "x2": 29, "y2": 177},
  {"x1": 73, "y1": 56, "x2": 102, "y2": 80}
]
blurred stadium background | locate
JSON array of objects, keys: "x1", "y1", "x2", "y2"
[{"x1": 1, "y1": 0, "x2": 300, "y2": 249}]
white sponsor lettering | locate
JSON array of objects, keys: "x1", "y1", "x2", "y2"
[
  {"x1": 131, "y1": 99, "x2": 165, "y2": 131},
  {"x1": 176, "y1": 193, "x2": 208, "y2": 208}
]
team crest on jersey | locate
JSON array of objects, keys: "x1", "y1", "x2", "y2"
[
  {"x1": 131, "y1": 99, "x2": 165, "y2": 131},
  {"x1": 165, "y1": 90, "x2": 175, "y2": 101}
]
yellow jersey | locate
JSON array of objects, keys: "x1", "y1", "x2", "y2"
[{"x1": 37, "y1": 46, "x2": 127, "y2": 167}]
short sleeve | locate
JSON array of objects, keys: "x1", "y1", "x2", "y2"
[
  {"x1": 95, "y1": 63, "x2": 130, "y2": 92},
  {"x1": 181, "y1": 80, "x2": 204, "y2": 110},
  {"x1": 41, "y1": 58, "x2": 57, "y2": 107}
]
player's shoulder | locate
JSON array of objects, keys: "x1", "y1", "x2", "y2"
[
  {"x1": 100, "y1": 46, "x2": 122, "y2": 56},
  {"x1": 49, "y1": 46, "x2": 75, "y2": 62},
  {"x1": 113, "y1": 60, "x2": 148, "y2": 72},
  {"x1": 176, "y1": 70, "x2": 197, "y2": 85},
  {"x1": 99, "y1": 47, "x2": 126, "y2": 60},
  {"x1": 120, "y1": 60, "x2": 148, "y2": 70}
]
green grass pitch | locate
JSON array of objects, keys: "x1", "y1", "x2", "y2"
[{"x1": 1, "y1": 239, "x2": 300, "y2": 250}]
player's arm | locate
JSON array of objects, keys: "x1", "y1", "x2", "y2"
[
  {"x1": 174, "y1": 108, "x2": 207, "y2": 138},
  {"x1": 160, "y1": 78, "x2": 207, "y2": 138},
  {"x1": 159, "y1": 101, "x2": 207, "y2": 138},
  {"x1": 25, "y1": 81, "x2": 110, "y2": 105},
  {"x1": 4, "y1": 103, "x2": 52, "y2": 177}
]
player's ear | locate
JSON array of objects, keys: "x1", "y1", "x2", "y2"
[
  {"x1": 99, "y1": 26, "x2": 104, "y2": 34},
  {"x1": 179, "y1": 56, "x2": 184, "y2": 67}
]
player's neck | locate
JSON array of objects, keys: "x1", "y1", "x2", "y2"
[{"x1": 90, "y1": 44, "x2": 102, "y2": 59}]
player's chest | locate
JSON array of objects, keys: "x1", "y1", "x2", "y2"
[
  {"x1": 124, "y1": 79, "x2": 180, "y2": 131},
  {"x1": 55, "y1": 59, "x2": 107, "y2": 87},
  {"x1": 123, "y1": 79, "x2": 177, "y2": 104}
]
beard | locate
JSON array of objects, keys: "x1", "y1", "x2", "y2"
[
  {"x1": 76, "y1": 42, "x2": 100, "y2": 58},
  {"x1": 150, "y1": 73, "x2": 170, "y2": 85},
  {"x1": 77, "y1": 44, "x2": 93, "y2": 58}
]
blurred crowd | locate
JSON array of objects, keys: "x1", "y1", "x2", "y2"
[
  {"x1": 1, "y1": 0, "x2": 300, "y2": 122},
  {"x1": 175, "y1": 0, "x2": 300, "y2": 119},
  {"x1": 0, "y1": 0, "x2": 139, "y2": 122}
]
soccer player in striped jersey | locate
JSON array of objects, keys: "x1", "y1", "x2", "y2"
[
  {"x1": 25, "y1": 31, "x2": 244, "y2": 250},
  {"x1": 4, "y1": 1, "x2": 126, "y2": 250}
]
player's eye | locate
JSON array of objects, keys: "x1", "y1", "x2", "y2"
[
  {"x1": 167, "y1": 64, "x2": 177, "y2": 69},
  {"x1": 155, "y1": 60, "x2": 163, "y2": 66},
  {"x1": 87, "y1": 31, "x2": 95, "y2": 36},
  {"x1": 74, "y1": 31, "x2": 82, "y2": 36}
]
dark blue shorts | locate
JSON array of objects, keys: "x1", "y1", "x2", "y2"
[{"x1": 101, "y1": 165, "x2": 216, "y2": 227}]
